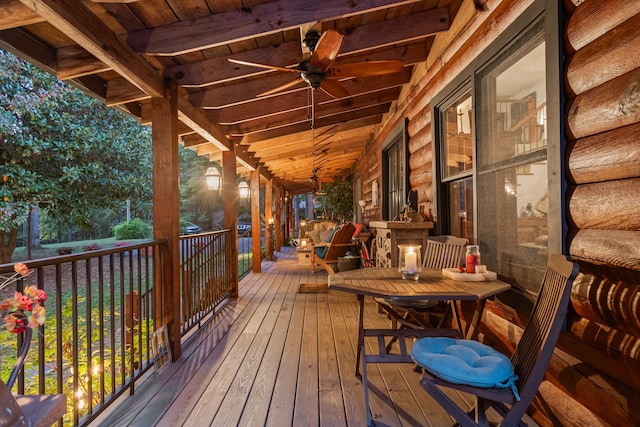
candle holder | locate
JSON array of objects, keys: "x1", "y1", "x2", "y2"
[{"x1": 398, "y1": 244, "x2": 422, "y2": 281}]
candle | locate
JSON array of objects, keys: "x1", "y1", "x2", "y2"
[{"x1": 405, "y1": 251, "x2": 417, "y2": 273}]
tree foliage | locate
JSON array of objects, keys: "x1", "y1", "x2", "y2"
[
  {"x1": 325, "y1": 177, "x2": 353, "y2": 222},
  {"x1": 0, "y1": 49, "x2": 152, "y2": 262}
]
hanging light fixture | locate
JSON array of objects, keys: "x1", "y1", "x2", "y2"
[
  {"x1": 238, "y1": 181, "x2": 250, "y2": 199},
  {"x1": 205, "y1": 167, "x2": 221, "y2": 191}
]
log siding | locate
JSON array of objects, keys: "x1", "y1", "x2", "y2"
[{"x1": 352, "y1": 0, "x2": 640, "y2": 425}]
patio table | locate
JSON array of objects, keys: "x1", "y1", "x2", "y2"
[{"x1": 328, "y1": 267, "x2": 511, "y2": 426}]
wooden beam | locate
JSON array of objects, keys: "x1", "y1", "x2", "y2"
[
  {"x1": 105, "y1": 78, "x2": 150, "y2": 105},
  {"x1": 226, "y1": 87, "x2": 400, "y2": 135},
  {"x1": 56, "y1": 44, "x2": 110, "y2": 80},
  {"x1": 257, "y1": 136, "x2": 367, "y2": 162},
  {"x1": 19, "y1": 0, "x2": 164, "y2": 97},
  {"x1": 240, "y1": 114, "x2": 382, "y2": 144},
  {"x1": 127, "y1": 0, "x2": 422, "y2": 55},
  {"x1": 0, "y1": 0, "x2": 45, "y2": 30},
  {"x1": 207, "y1": 70, "x2": 411, "y2": 123},
  {"x1": 171, "y1": 31, "x2": 427, "y2": 89}
]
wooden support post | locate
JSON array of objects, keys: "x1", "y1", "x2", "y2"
[
  {"x1": 222, "y1": 149, "x2": 238, "y2": 298},
  {"x1": 250, "y1": 169, "x2": 261, "y2": 273},
  {"x1": 265, "y1": 178, "x2": 274, "y2": 261},
  {"x1": 274, "y1": 183, "x2": 282, "y2": 252},
  {"x1": 151, "y1": 79, "x2": 181, "y2": 360}
]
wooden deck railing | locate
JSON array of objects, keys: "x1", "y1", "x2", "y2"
[{"x1": 0, "y1": 230, "x2": 235, "y2": 427}]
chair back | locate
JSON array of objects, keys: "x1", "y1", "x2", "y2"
[
  {"x1": 422, "y1": 236, "x2": 468, "y2": 269},
  {"x1": 323, "y1": 222, "x2": 356, "y2": 261},
  {"x1": 503, "y1": 254, "x2": 579, "y2": 425}
]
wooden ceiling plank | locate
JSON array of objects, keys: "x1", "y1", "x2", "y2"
[
  {"x1": 127, "y1": 0, "x2": 422, "y2": 55},
  {"x1": 18, "y1": 0, "x2": 164, "y2": 97},
  {"x1": 0, "y1": 0, "x2": 45, "y2": 30}
]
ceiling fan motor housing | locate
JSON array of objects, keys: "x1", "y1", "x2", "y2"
[{"x1": 303, "y1": 31, "x2": 321, "y2": 52}]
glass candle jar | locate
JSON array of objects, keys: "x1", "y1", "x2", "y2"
[{"x1": 398, "y1": 244, "x2": 422, "y2": 281}]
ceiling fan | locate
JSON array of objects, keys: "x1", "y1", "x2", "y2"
[{"x1": 228, "y1": 29, "x2": 404, "y2": 98}]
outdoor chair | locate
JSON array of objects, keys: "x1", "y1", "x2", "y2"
[
  {"x1": 310, "y1": 222, "x2": 356, "y2": 274},
  {"x1": 375, "y1": 236, "x2": 468, "y2": 345},
  {"x1": 411, "y1": 254, "x2": 580, "y2": 427}
]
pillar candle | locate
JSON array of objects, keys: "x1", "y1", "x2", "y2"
[{"x1": 405, "y1": 251, "x2": 417, "y2": 273}]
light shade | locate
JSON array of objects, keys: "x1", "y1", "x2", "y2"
[
  {"x1": 205, "y1": 167, "x2": 221, "y2": 191},
  {"x1": 238, "y1": 181, "x2": 250, "y2": 199}
]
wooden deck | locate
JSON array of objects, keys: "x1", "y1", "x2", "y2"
[{"x1": 92, "y1": 247, "x2": 510, "y2": 427}]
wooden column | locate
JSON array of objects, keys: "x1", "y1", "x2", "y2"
[
  {"x1": 250, "y1": 169, "x2": 261, "y2": 273},
  {"x1": 222, "y1": 149, "x2": 238, "y2": 298},
  {"x1": 151, "y1": 79, "x2": 181, "y2": 360},
  {"x1": 265, "y1": 178, "x2": 274, "y2": 261},
  {"x1": 274, "y1": 183, "x2": 282, "y2": 252}
]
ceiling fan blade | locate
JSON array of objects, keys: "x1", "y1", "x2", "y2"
[
  {"x1": 258, "y1": 77, "x2": 305, "y2": 97},
  {"x1": 327, "y1": 60, "x2": 404, "y2": 78},
  {"x1": 309, "y1": 29, "x2": 344, "y2": 72},
  {"x1": 228, "y1": 58, "x2": 299, "y2": 74},
  {"x1": 318, "y1": 177, "x2": 334, "y2": 183},
  {"x1": 319, "y1": 79, "x2": 349, "y2": 98}
]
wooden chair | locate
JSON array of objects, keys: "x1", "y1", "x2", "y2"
[
  {"x1": 310, "y1": 222, "x2": 356, "y2": 274},
  {"x1": 376, "y1": 236, "x2": 468, "y2": 337},
  {"x1": 412, "y1": 254, "x2": 580, "y2": 427}
]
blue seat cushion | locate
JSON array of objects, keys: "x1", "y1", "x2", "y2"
[
  {"x1": 314, "y1": 246, "x2": 328, "y2": 259},
  {"x1": 411, "y1": 337, "x2": 520, "y2": 400}
]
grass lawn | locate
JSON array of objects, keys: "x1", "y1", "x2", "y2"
[{"x1": 12, "y1": 237, "x2": 148, "y2": 262}]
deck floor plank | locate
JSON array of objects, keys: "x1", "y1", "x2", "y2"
[{"x1": 93, "y1": 247, "x2": 535, "y2": 427}]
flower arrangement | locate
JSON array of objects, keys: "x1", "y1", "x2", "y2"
[{"x1": 0, "y1": 263, "x2": 47, "y2": 333}]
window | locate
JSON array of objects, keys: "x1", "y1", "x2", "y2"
[
  {"x1": 439, "y1": 91, "x2": 474, "y2": 242},
  {"x1": 434, "y1": 9, "x2": 559, "y2": 292},
  {"x1": 477, "y1": 21, "x2": 548, "y2": 289},
  {"x1": 382, "y1": 121, "x2": 408, "y2": 220}
]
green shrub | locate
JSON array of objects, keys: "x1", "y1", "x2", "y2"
[{"x1": 113, "y1": 218, "x2": 151, "y2": 240}]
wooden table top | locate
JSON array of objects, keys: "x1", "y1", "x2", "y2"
[{"x1": 328, "y1": 268, "x2": 511, "y2": 301}]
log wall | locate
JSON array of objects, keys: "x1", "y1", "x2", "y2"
[{"x1": 352, "y1": 0, "x2": 640, "y2": 425}]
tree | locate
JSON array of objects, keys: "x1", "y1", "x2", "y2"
[
  {"x1": 325, "y1": 177, "x2": 353, "y2": 222},
  {"x1": 0, "y1": 50, "x2": 152, "y2": 263}
]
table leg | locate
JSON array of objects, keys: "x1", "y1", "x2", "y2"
[
  {"x1": 465, "y1": 299, "x2": 487, "y2": 340},
  {"x1": 355, "y1": 294, "x2": 365, "y2": 379}
]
